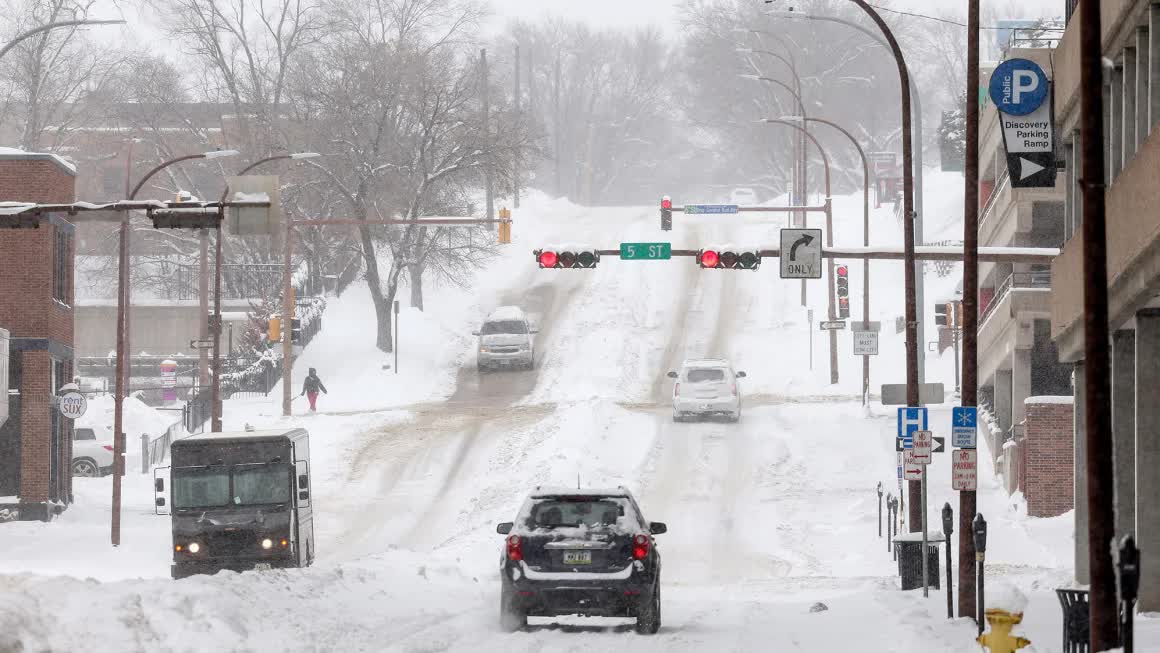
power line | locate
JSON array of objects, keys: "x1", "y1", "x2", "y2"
[{"x1": 765, "y1": 1, "x2": 1045, "y2": 30}]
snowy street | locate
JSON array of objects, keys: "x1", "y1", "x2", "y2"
[{"x1": 3, "y1": 182, "x2": 1140, "y2": 652}]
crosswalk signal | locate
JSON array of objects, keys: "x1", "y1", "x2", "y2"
[
  {"x1": 661, "y1": 196, "x2": 673, "y2": 231},
  {"x1": 836, "y1": 264, "x2": 850, "y2": 318},
  {"x1": 535, "y1": 248, "x2": 599, "y2": 269},
  {"x1": 935, "y1": 302, "x2": 949, "y2": 327},
  {"x1": 697, "y1": 248, "x2": 760, "y2": 270},
  {"x1": 290, "y1": 318, "x2": 302, "y2": 345}
]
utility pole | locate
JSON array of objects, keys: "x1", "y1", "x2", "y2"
[
  {"x1": 513, "y1": 44, "x2": 521, "y2": 209},
  {"x1": 1078, "y1": 0, "x2": 1117, "y2": 648},
  {"x1": 553, "y1": 51, "x2": 562, "y2": 197},
  {"x1": 960, "y1": 0, "x2": 980, "y2": 622},
  {"x1": 481, "y1": 49, "x2": 494, "y2": 226}
]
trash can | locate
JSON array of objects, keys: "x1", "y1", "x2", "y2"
[
  {"x1": 893, "y1": 532, "x2": 943, "y2": 591},
  {"x1": 1056, "y1": 588, "x2": 1089, "y2": 653}
]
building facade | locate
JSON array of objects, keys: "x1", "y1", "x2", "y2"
[{"x1": 1050, "y1": 0, "x2": 1160, "y2": 610}]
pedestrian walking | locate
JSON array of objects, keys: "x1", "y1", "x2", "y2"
[{"x1": 301, "y1": 368, "x2": 327, "y2": 412}]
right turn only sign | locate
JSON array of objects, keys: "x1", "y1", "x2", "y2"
[{"x1": 989, "y1": 58, "x2": 1057, "y2": 188}]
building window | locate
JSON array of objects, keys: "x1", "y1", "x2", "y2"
[{"x1": 53, "y1": 226, "x2": 73, "y2": 306}]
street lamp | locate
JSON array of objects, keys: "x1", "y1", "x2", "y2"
[
  {"x1": 110, "y1": 149, "x2": 238, "y2": 547},
  {"x1": 781, "y1": 114, "x2": 872, "y2": 403},
  {"x1": 211, "y1": 153, "x2": 320, "y2": 432},
  {"x1": 0, "y1": 18, "x2": 125, "y2": 62}
]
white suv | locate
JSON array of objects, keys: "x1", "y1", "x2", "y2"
[
  {"x1": 729, "y1": 188, "x2": 757, "y2": 206},
  {"x1": 667, "y1": 359, "x2": 745, "y2": 422},
  {"x1": 474, "y1": 306, "x2": 538, "y2": 371},
  {"x1": 72, "y1": 427, "x2": 114, "y2": 477}
]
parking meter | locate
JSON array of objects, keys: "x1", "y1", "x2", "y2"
[
  {"x1": 1116, "y1": 535, "x2": 1140, "y2": 605},
  {"x1": 973, "y1": 513, "x2": 987, "y2": 561}
]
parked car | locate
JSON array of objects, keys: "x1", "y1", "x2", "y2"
[
  {"x1": 668, "y1": 358, "x2": 746, "y2": 422},
  {"x1": 72, "y1": 427, "x2": 114, "y2": 477},
  {"x1": 473, "y1": 306, "x2": 538, "y2": 371},
  {"x1": 496, "y1": 486, "x2": 665, "y2": 634},
  {"x1": 729, "y1": 187, "x2": 758, "y2": 206}
]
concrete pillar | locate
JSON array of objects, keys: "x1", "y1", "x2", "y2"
[
  {"x1": 1124, "y1": 46, "x2": 1138, "y2": 164},
  {"x1": 1136, "y1": 28, "x2": 1149, "y2": 148},
  {"x1": 1111, "y1": 61, "x2": 1124, "y2": 180},
  {"x1": 995, "y1": 368, "x2": 1013, "y2": 435},
  {"x1": 1074, "y1": 361, "x2": 1089, "y2": 584},
  {"x1": 1011, "y1": 349, "x2": 1031, "y2": 433},
  {"x1": 1136, "y1": 310, "x2": 1160, "y2": 610},
  {"x1": 1150, "y1": 3, "x2": 1160, "y2": 130},
  {"x1": 1112, "y1": 330, "x2": 1136, "y2": 541}
]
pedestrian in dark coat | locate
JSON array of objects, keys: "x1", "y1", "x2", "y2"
[{"x1": 301, "y1": 368, "x2": 327, "y2": 411}]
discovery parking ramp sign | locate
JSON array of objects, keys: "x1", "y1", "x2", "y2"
[{"x1": 989, "y1": 58, "x2": 1057, "y2": 188}]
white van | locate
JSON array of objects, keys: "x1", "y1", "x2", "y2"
[{"x1": 473, "y1": 306, "x2": 537, "y2": 371}]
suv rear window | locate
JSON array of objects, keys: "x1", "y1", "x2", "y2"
[
  {"x1": 481, "y1": 320, "x2": 527, "y2": 335},
  {"x1": 74, "y1": 428, "x2": 96, "y2": 441},
  {"x1": 524, "y1": 497, "x2": 633, "y2": 529},
  {"x1": 686, "y1": 368, "x2": 726, "y2": 383}
]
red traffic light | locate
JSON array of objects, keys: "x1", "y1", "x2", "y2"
[
  {"x1": 837, "y1": 265, "x2": 848, "y2": 276},
  {"x1": 538, "y1": 251, "x2": 558, "y2": 268},
  {"x1": 700, "y1": 250, "x2": 719, "y2": 268},
  {"x1": 661, "y1": 197, "x2": 672, "y2": 210}
]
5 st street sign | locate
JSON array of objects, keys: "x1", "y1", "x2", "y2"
[{"x1": 989, "y1": 58, "x2": 1058, "y2": 189}]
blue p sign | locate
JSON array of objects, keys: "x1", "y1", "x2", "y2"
[{"x1": 989, "y1": 58, "x2": 1049, "y2": 116}]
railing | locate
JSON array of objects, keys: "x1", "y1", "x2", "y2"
[
  {"x1": 979, "y1": 172, "x2": 1010, "y2": 233},
  {"x1": 1003, "y1": 26, "x2": 1064, "y2": 56},
  {"x1": 184, "y1": 387, "x2": 212, "y2": 433},
  {"x1": 979, "y1": 271, "x2": 1052, "y2": 325},
  {"x1": 148, "y1": 419, "x2": 182, "y2": 465}
]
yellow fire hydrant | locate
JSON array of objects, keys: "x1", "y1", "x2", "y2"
[{"x1": 976, "y1": 609, "x2": 1031, "y2": 652}]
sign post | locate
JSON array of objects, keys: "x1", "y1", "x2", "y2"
[
  {"x1": 989, "y1": 58, "x2": 1057, "y2": 188},
  {"x1": 393, "y1": 300, "x2": 400, "y2": 375}
]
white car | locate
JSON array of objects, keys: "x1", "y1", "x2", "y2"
[
  {"x1": 473, "y1": 306, "x2": 538, "y2": 371},
  {"x1": 729, "y1": 188, "x2": 758, "y2": 206},
  {"x1": 72, "y1": 427, "x2": 114, "y2": 477},
  {"x1": 668, "y1": 359, "x2": 746, "y2": 422}
]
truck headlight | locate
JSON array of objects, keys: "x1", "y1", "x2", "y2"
[
  {"x1": 188, "y1": 542, "x2": 201, "y2": 554},
  {"x1": 479, "y1": 346, "x2": 490, "y2": 353},
  {"x1": 261, "y1": 538, "x2": 273, "y2": 550}
]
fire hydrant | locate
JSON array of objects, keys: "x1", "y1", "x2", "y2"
[{"x1": 976, "y1": 609, "x2": 1031, "y2": 652}]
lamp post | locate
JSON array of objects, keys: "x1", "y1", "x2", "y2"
[
  {"x1": 758, "y1": 118, "x2": 837, "y2": 385},
  {"x1": 110, "y1": 149, "x2": 238, "y2": 547},
  {"x1": 765, "y1": 6, "x2": 929, "y2": 389},
  {"x1": 213, "y1": 153, "x2": 319, "y2": 432},
  {"x1": 0, "y1": 18, "x2": 125, "y2": 62},
  {"x1": 781, "y1": 114, "x2": 871, "y2": 401}
]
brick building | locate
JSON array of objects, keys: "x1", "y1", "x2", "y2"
[
  {"x1": 0, "y1": 151, "x2": 77, "y2": 520},
  {"x1": 1021, "y1": 398, "x2": 1076, "y2": 518}
]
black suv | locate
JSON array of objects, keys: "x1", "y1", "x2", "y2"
[{"x1": 496, "y1": 487, "x2": 666, "y2": 634}]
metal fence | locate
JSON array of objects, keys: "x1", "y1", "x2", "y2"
[{"x1": 980, "y1": 271, "x2": 1052, "y2": 325}]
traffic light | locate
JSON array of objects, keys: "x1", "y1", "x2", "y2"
[
  {"x1": 267, "y1": 315, "x2": 282, "y2": 343},
  {"x1": 696, "y1": 248, "x2": 760, "y2": 270},
  {"x1": 535, "y1": 248, "x2": 600, "y2": 269},
  {"x1": 660, "y1": 196, "x2": 673, "y2": 231},
  {"x1": 836, "y1": 264, "x2": 850, "y2": 318},
  {"x1": 290, "y1": 318, "x2": 302, "y2": 345},
  {"x1": 935, "y1": 302, "x2": 949, "y2": 327}
]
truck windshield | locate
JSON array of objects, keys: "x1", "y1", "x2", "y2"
[
  {"x1": 173, "y1": 467, "x2": 230, "y2": 509},
  {"x1": 233, "y1": 464, "x2": 291, "y2": 506},
  {"x1": 481, "y1": 320, "x2": 526, "y2": 335}
]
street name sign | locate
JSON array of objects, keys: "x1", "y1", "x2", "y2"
[
  {"x1": 819, "y1": 321, "x2": 846, "y2": 331},
  {"x1": 952, "y1": 406, "x2": 978, "y2": 449},
  {"x1": 912, "y1": 430, "x2": 933, "y2": 464},
  {"x1": 620, "y1": 242, "x2": 672, "y2": 260},
  {"x1": 881, "y1": 383, "x2": 946, "y2": 405},
  {"x1": 952, "y1": 449, "x2": 978, "y2": 491},
  {"x1": 897, "y1": 406, "x2": 928, "y2": 449},
  {"x1": 684, "y1": 204, "x2": 738, "y2": 215},
  {"x1": 853, "y1": 331, "x2": 879, "y2": 355},
  {"x1": 989, "y1": 58, "x2": 1057, "y2": 188},
  {"x1": 779, "y1": 228, "x2": 822, "y2": 279}
]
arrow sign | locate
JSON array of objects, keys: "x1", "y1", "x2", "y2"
[
  {"x1": 897, "y1": 436, "x2": 945, "y2": 453},
  {"x1": 789, "y1": 233, "x2": 814, "y2": 261},
  {"x1": 1017, "y1": 157, "x2": 1046, "y2": 180}
]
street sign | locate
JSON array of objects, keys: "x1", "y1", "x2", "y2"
[
  {"x1": 952, "y1": 406, "x2": 978, "y2": 449},
  {"x1": 896, "y1": 451, "x2": 904, "y2": 480},
  {"x1": 819, "y1": 321, "x2": 846, "y2": 331},
  {"x1": 912, "y1": 430, "x2": 933, "y2": 464},
  {"x1": 58, "y1": 391, "x2": 87, "y2": 420},
  {"x1": 899, "y1": 435, "x2": 945, "y2": 452},
  {"x1": 897, "y1": 407, "x2": 928, "y2": 449},
  {"x1": 853, "y1": 331, "x2": 879, "y2": 355},
  {"x1": 189, "y1": 339, "x2": 214, "y2": 350},
  {"x1": 620, "y1": 242, "x2": 672, "y2": 260},
  {"x1": 952, "y1": 449, "x2": 978, "y2": 491},
  {"x1": 780, "y1": 228, "x2": 822, "y2": 279},
  {"x1": 989, "y1": 58, "x2": 1057, "y2": 188},
  {"x1": 850, "y1": 321, "x2": 881, "y2": 332},
  {"x1": 880, "y1": 383, "x2": 946, "y2": 405},
  {"x1": 684, "y1": 204, "x2": 738, "y2": 215},
  {"x1": 903, "y1": 453, "x2": 923, "y2": 481}
]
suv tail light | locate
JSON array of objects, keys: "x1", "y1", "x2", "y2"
[
  {"x1": 731, "y1": 383, "x2": 737, "y2": 396},
  {"x1": 632, "y1": 534, "x2": 650, "y2": 560},
  {"x1": 506, "y1": 534, "x2": 523, "y2": 561},
  {"x1": 102, "y1": 445, "x2": 114, "y2": 452},
  {"x1": 674, "y1": 383, "x2": 680, "y2": 396}
]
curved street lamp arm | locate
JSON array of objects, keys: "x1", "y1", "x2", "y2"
[
  {"x1": 760, "y1": 118, "x2": 830, "y2": 199},
  {"x1": 128, "y1": 153, "x2": 207, "y2": 200},
  {"x1": 0, "y1": 19, "x2": 125, "y2": 61},
  {"x1": 746, "y1": 75, "x2": 807, "y2": 118},
  {"x1": 219, "y1": 155, "x2": 293, "y2": 202}
]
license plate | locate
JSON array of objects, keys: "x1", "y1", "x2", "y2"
[
  {"x1": 563, "y1": 550, "x2": 592, "y2": 565},
  {"x1": 700, "y1": 404, "x2": 711, "y2": 410},
  {"x1": 253, "y1": 563, "x2": 272, "y2": 571}
]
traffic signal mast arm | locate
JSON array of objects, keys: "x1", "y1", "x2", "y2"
[{"x1": 555, "y1": 245, "x2": 1058, "y2": 264}]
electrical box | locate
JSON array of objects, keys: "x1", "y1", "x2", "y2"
[{"x1": 0, "y1": 327, "x2": 9, "y2": 429}]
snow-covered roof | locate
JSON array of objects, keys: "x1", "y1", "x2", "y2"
[
  {"x1": 486, "y1": 306, "x2": 526, "y2": 321},
  {"x1": 529, "y1": 486, "x2": 631, "y2": 498},
  {"x1": 179, "y1": 427, "x2": 306, "y2": 442},
  {"x1": 0, "y1": 147, "x2": 76, "y2": 175}
]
